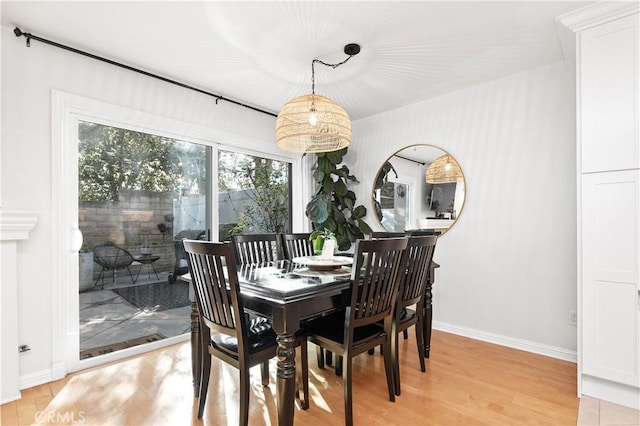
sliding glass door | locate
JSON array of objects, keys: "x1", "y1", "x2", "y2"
[{"x1": 77, "y1": 121, "x2": 210, "y2": 359}]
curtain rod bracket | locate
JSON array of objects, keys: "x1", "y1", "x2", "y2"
[{"x1": 14, "y1": 27, "x2": 31, "y2": 47}]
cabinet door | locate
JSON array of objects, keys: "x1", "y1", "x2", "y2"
[
  {"x1": 582, "y1": 170, "x2": 640, "y2": 386},
  {"x1": 580, "y1": 13, "x2": 639, "y2": 173}
]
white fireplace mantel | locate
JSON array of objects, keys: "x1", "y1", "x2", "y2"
[
  {"x1": 0, "y1": 211, "x2": 39, "y2": 241},
  {"x1": 1, "y1": 210, "x2": 38, "y2": 403}
]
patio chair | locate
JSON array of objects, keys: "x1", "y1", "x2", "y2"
[
  {"x1": 92, "y1": 243, "x2": 137, "y2": 289},
  {"x1": 168, "y1": 229, "x2": 205, "y2": 283}
]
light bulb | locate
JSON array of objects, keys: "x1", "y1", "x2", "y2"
[
  {"x1": 444, "y1": 162, "x2": 452, "y2": 171},
  {"x1": 309, "y1": 111, "x2": 317, "y2": 126}
]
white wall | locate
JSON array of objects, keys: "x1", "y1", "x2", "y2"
[
  {"x1": 349, "y1": 60, "x2": 577, "y2": 357},
  {"x1": 0, "y1": 25, "x2": 279, "y2": 393}
]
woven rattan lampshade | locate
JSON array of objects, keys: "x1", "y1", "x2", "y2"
[
  {"x1": 425, "y1": 154, "x2": 463, "y2": 183},
  {"x1": 276, "y1": 93, "x2": 351, "y2": 153}
]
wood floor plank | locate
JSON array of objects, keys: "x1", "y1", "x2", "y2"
[{"x1": 0, "y1": 330, "x2": 579, "y2": 425}]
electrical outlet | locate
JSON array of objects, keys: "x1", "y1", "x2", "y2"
[{"x1": 568, "y1": 310, "x2": 577, "y2": 326}]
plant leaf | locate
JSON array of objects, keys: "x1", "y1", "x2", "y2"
[
  {"x1": 335, "y1": 179, "x2": 347, "y2": 197},
  {"x1": 357, "y1": 219, "x2": 373, "y2": 235},
  {"x1": 352, "y1": 205, "x2": 366, "y2": 219},
  {"x1": 306, "y1": 194, "x2": 329, "y2": 224},
  {"x1": 326, "y1": 150, "x2": 343, "y2": 165}
]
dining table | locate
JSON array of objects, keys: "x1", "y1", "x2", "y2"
[{"x1": 180, "y1": 257, "x2": 439, "y2": 426}]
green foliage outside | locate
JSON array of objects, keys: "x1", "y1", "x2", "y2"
[
  {"x1": 218, "y1": 152, "x2": 290, "y2": 236},
  {"x1": 78, "y1": 121, "x2": 206, "y2": 201},
  {"x1": 78, "y1": 122, "x2": 291, "y2": 240}
]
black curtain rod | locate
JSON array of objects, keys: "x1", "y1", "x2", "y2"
[
  {"x1": 393, "y1": 154, "x2": 425, "y2": 166},
  {"x1": 13, "y1": 27, "x2": 278, "y2": 118}
]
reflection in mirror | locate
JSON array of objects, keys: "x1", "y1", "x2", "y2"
[{"x1": 372, "y1": 144, "x2": 465, "y2": 236}]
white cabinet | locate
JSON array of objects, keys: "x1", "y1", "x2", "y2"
[
  {"x1": 580, "y1": 13, "x2": 639, "y2": 173},
  {"x1": 581, "y1": 171, "x2": 639, "y2": 387},
  {"x1": 575, "y1": 10, "x2": 640, "y2": 410}
]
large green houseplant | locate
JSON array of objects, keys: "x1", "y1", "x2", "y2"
[{"x1": 305, "y1": 148, "x2": 372, "y2": 251}]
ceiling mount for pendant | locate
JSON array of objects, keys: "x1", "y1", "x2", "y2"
[
  {"x1": 276, "y1": 43, "x2": 361, "y2": 153},
  {"x1": 344, "y1": 43, "x2": 361, "y2": 56}
]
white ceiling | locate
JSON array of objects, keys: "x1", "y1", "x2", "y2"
[{"x1": 2, "y1": 1, "x2": 594, "y2": 120}]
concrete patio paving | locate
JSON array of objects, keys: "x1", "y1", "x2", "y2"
[{"x1": 79, "y1": 271, "x2": 190, "y2": 354}]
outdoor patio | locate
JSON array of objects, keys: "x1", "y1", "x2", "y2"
[{"x1": 79, "y1": 271, "x2": 191, "y2": 358}]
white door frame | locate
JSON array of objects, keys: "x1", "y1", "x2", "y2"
[{"x1": 51, "y1": 90, "x2": 305, "y2": 374}]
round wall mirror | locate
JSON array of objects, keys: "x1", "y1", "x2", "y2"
[{"x1": 372, "y1": 144, "x2": 466, "y2": 236}]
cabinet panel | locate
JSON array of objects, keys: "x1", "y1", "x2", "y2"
[
  {"x1": 581, "y1": 13, "x2": 639, "y2": 172},
  {"x1": 581, "y1": 170, "x2": 640, "y2": 386}
]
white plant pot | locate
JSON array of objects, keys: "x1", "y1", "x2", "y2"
[
  {"x1": 320, "y1": 238, "x2": 336, "y2": 259},
  {"x1": 79, "y1": 252, "x2": 94, "y2": 292}
]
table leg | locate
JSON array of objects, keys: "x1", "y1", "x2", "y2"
[
  {"x1": 190, "y1": 300, "x2": 201, "y2": 397},
  {"x1": 276, "y1": 333, "x2": 296, "y2": 426},
  {"x1": 149, "y1": 262, "x2": 159, "y2": 280},
  {"x1": 423, "y1": 281, "x2": 433, "y2": 358}
]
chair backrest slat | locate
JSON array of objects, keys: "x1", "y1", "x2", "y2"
[
  {"x1": 282, "y1": 233, "x2": 314, "y2": 259},
  {"x1": 232, "y1": 233, "x2": 283, "y2": 264},
  {"x1": 398, "y1": 235, "x2": 438, "y2": 309},
  {"x1": 349, "y1": 238, "x2": 408, "y2": 328}
]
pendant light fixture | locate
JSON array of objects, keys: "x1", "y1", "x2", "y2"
[
  {"x1": 425, "y1": 154, "x2": 463, "y2": 183},
  {"x1": 276, "y1": 43, "x2": 361, "y2": 153}
]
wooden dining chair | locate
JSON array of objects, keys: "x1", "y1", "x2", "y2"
[
  {"x1": 231, "y1": 233, "x2": 284, "y2": 265},
  {"x1": 302, "y1": 237, "x2": 408, "y2": 426},
  {"x1": 183, "y1": 240, "x2": 280, "y2": 425},
  {"x1": 389, "y1": 235, "x2": 437, "y2": 396},
  {"x1": 184, "y1": 240, "x2": 309, "y2": 424},
  {"x1": 370, "y1": 231, "x2": 406, "y2": 238},
  {"x1": 281, "y1": 232, "x2": 315, "y2": 259}
]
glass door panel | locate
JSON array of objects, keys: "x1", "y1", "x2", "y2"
[
  {"x1": 217, "y1": 149, "x2": 292, "y2": 241},
  {"x1": 77, "y1": 120, "x2": 210, "y2": 359}
]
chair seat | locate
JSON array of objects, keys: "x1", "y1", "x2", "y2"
[
  {"x1": 304, "y1": 312, "x2": 386, "y2": 349},
  {"x1": 398, "y1": 307, "x2": 416, "y2": 326},
  {"x1": 211, "y1": 318, "x2": 277, "y2": 357}
]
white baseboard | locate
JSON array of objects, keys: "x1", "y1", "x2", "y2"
[
  {"x1": 18, "y1": 360, "x2": 65, "y2": 391},
  {"x1": 582, "y1": 375, "x2": 640, "y2": 411},
  {"x1": 1, "y1": 391, "x2": 22, "y2": 405},
  {"x1": 432, "y1": 321, "x2": 578, "y2": 363}
]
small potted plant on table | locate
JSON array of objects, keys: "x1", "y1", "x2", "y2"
[{"x1": 309, "y1": 228, "x2": 337, "y2": 258}]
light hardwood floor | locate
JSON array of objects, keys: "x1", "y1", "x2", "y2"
[{"x1": 0, "y1": 330, "x2": 634, "y2": 425}]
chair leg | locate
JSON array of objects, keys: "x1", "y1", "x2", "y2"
[
  {"x1": 198, "y1": 353, "x2": 211, "y2": 418},
  {"x1": 316, "y1": 345, "x2": 325, "y2": 369},
  {"x1": 296, "y1": 339, "x2": 309, "y2": 410},
  {"x1": 325, "y1": 350, "x2": 333, "y2": 366},
  {"x1": 261, "y1": 360, "x2": 269, "y2": 386},
  {"x1": 335, "y1": 355, "x2": 343, "y2": 376},
  {"x1": 342, "y1": 354, "x2": 354, "y2": 426},
  {"x1": 403, "y1": 329, "x2": 409, "y2": 340},
  {"x1": 382, "y1": 339, "x2": 396, "y2": 402},
  {"x1": 415, "y1": 319, "x2": 426, "y2": 372},
  {"x1": 392, "y1": 330, "x2": 401, "y2": 396},
  {"x1": 239, "y1": 367, "x2": 250, "y2": 426}
]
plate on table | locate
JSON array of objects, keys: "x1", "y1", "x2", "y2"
[
  {"x1": 291, "y1": 255, "x2": 353, "y2": 271},
  {"x1": 293, "y1": 266, "x2": 352, "y2": 277}
]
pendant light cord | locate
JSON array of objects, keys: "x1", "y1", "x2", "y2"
[{"x1": 311, "y1": 55, "x2": 356, "y2": 95}]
